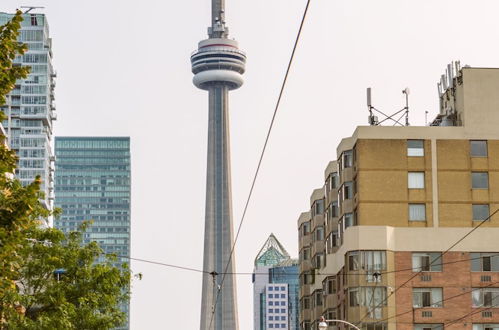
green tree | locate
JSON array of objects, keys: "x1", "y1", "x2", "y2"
[{"x1": 0, "y1": 11, "x2": 132, "y2": 330}]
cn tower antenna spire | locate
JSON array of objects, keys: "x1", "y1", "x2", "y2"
[
  {"x1": 191, "y1": 0, "x2": 245, "y2": 328},
  {"x1": 209, "y1": 0, "x2": 228, "y2": 38}
]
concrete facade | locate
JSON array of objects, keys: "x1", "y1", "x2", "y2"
[{"x1": 298, "y1": 67, "x2": 499, "y2": 330}]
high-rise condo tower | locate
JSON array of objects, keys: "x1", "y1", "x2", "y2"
[
  {"x1": 190, "y1": 0, "x2": 246, "y2": 329},
  {"x1": 0, "y1": 12, "x2": 56, "y2": 224}
]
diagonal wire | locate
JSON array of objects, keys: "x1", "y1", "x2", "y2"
[
  {"x1": 358, "y1": 207, "x2": 499, "y2": 324},
  {"x1": 371, "y1": 280, "x2": 499, "y2": 326},
  {"x1": 442, "y1": 290, "x2": 499, "y2": 328},
  {"x1": 106, "y1": 252, "x2": 499, "y2": 277},
  {"x1": 208, "y1": 0, "x2": 312, "y2": 328}
]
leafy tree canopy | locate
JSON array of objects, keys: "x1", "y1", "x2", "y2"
[{"x1": 0, "y1": 11, "x2": 132, "y2": 330}]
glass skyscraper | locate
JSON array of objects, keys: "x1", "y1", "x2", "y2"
[
  {"x1": 0, "y1": 12, "x2": 56, "y2": 220},
  {"x1": 54, "y1": 137, "x2": 131, "y2": 330},
  {"x1": 253, "y1": 234, "x2": 300, "y2": 330}
]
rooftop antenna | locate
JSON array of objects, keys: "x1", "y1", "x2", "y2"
[
  {"x1": 366, "y1": 87, "x2": 411, "y2": 127},
  {"x1": 20, "y1": 6, "x2": 45, "y2": 13},
  {"x1": 367, "y1": 87, "x2": 378, "y2": 125},
  {"x1": 425, "y1": 111, "x2": 429, "y2": 126},
  {"x1": 402, "y1": 87, "x2": 410, "y2": 126}
]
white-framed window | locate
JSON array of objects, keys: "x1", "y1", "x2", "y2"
[
  {"x1": 472, "y1": 172, "x2": 489, "y2": 189},
  {"x1": 472, "y1": 288, "x2": 499, "y2": 307},
  {"x1": 413, "y1": 288, "x2": 443, "y2": 308},
  {"x1": 471, "y1": 253, "x2": 499, "y2": 272},
  {"x1": 473, "y1": 324, "x2": 499, "y2": 330},
  {"x1": 408, "y1": 140, "x2": 424, "y2": 156},
  {"x1": 408, "y1": 172, "x2": 425, "y2": 189},
  {"x1": 412, "y1": 252, "x2": 442, "y2": 272},
  {"x1": 473, "y1": 204, "x2": 490, "y2": 221},
  {"x1": 470, "y1": 140, "x2": 488, "y2": 157},
  {"x1": 414, "y1": 325, "x2": 444, "y2": 330},
  {"x1": 409, "y1": 204, "x2": 426, "y2": 221}
]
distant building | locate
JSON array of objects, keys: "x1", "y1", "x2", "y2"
[
  {"x1": 298, "y1": 66, "x2": 499, "y2": 329},
  {"x1": 253, "y1": 234, "x2": 299, "y2": 330},
  {"x1": 54, "y1": 137, "x2": 131, "y2": 330},
  {"x1": 0, "y1": 12, "x2": 57, "y2": 221}
]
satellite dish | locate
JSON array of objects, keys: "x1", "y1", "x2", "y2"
[{"x1": 402, "y1": 88, "x2": 410, "y2": 95}]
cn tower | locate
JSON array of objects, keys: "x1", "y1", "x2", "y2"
[{"x1": 190, "y1": 0, "x2": 245, "y2": 329}]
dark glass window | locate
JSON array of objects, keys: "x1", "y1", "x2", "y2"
[{"x1": 470, "y1": 140, "x2": 488, "y2": 157}]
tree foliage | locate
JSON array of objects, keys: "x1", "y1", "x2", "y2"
[{"x1": 0, "y1": 11, "x2": 132, "y2": 330}]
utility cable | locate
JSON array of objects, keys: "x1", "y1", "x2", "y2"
[
  {"x1": 442, "y1": 290, "x2": 499, "y2": 328},
  {"x1": 105, "y1": 252, "x2": 499, "y2": 277},
  {"x1": 371, "y1": 280, "x2": 499, "y2": 326},
  {"x1": 208, "y1": 0, "x2": 312, "y2": 328},
  {"x1": 357, "y1": 207, "x2": 499, "y2": 324}
]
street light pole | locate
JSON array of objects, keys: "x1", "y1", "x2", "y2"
[{"x1": 318, "y1": 316, "x2": 361, "y2": 330}]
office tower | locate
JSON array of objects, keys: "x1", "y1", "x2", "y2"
[
  {"x1": 0, "y1": 12, "x2": 56, "y2": 220},
  {"x1": 253, "y1": 234, "x2": 299, "y2": 330},
  {"x1": 54, "y1": 137, "x2": 131, "y2": 330},
  {"x1": 297, "y1": 65, "x2": 499, "y2": 330},
  {"x1": 190, "y1": 0, "x2": 246, "y2": 328}
]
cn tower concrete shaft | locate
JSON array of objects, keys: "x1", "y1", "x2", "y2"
[{"x1": 190, "y1": 0, "x2": 246, "y2": 329}]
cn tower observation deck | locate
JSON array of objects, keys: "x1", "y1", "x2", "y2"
[{"x1": 190, "y1": 2, "x2": 246, "y2": 330}]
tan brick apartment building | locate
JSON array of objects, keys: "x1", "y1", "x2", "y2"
[{"x1": 298, "y1": 67, "x2": 499, "y2": 330}]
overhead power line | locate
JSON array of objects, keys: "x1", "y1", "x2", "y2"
[
  {"x1": 208, "y1": 0, "x2": 312, "y2": 328},
  {"x1": 372, "y1": 280, "x2": 499, "y2": 326},
  {"x1": 111, "y1": 252, "x2": 499, "y2": 277},
  {"x1": 357, "y1": 207, "x2": 499, "y2": 324}
]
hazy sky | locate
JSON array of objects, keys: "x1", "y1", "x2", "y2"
[{"x1": 2, "y1": 0, "x2": 499, "y2": 328}]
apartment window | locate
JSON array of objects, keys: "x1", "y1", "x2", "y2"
[
  {"x1": 349, "y1": 288, "x2": 359, "y2": 306},
  {"x1": 348, "y1": 287, "x2": 387, "y2": 309},
  {"x1": 315, "y1": 226, "x2": 324, "y2": 241},
  {"x1": 302, "y1": 297, "x2": 310, "y2": 309},
  {"x1": 343, "y1": 150, "x2": 353, "y2": 168},
  {"x1": 472, "y1": 172, "x2": 489, "y2": 189},
  {"x1": 349, "y1": 251, "x2": 359, "y2": 271},
  {"x1": 409, "y1": 204, "x2": 426, "y2": 221},
  {"x1": 408, "y1": 140, "x2": 424, "y2": 156},
  {"x1": 301, "y1": 221, "x2": 311, "y2": 236},
  {"x1": 471, "y1": 253, "x2": 499, "y2": 272},
  {"x1": 364, "y1": 324, "x2": 387, "y2": 330},
  {"x1": 414, "y1": 325, "x2": 444, "y2": 330},
  {"x1": 408, "y1": 172, "x2": 425, "y2": 189},
  {"x1": 364, "y1": 251, "x2": 387, "y2": 282},
  {"x1": 324, "y1": 277, "x2": 336, "y2": 294},
  {"x1": 344, "y1": 181, "x2": 354, "y2": 199},
  {"x1": 312, "y1": 199, "x2": 324, "y2": 217},
  {"x1": 315, "y1": 291, "x2": 323, "y2": 306},
  {"x1": 327, "y1": 172, "x2": 339, "y2": 191},
  {"x1": 413, "y1": 288, "x2": 443, "y2": 308},
  {"x1": 302, "y1": 248, "x2": 310, "y2": 261},
  {"x1": 412, "y1": 252, "x2": 442, "y2": 272},
  {"x1": 472, "y1": 324, "x2": 499, "y2": 330},
  {"x1": 330, "y1": 201, "x2": 339, "y2": 218},
  {"x1": 303, "y1": 321, "x2": 311, "y2": 330},
  {"x1": 473, "y1": 204, "x2": 490, "y2": 221},
  {"x1": 313, "y1": 253, "x2": 324, "y2": 269},
  {"x1": 344, "y1": 213, "x2": 355, "y2": 230},
  {"x1": 471, "y1": 140, "x2": 488, "y2": 157},
  {"x1": 472, "y1": 288, "x2": 499, "y2": 307}
]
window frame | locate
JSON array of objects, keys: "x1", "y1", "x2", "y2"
[
  {"x1": 408, "y1": 140, "x2": 424, "y2": 157},
  {"x1": 470, "y1": 140, "x2": 488, "y2": 157},
  {"x1": 473, "y1": 204, "x2": 490, "y2": 221},
  {"x1": 409, "y1": 204, "x2": 427, "y2": 221},
  {"x1": 472, "y1": 172, "x2": 489, "y2": 189},
  {"x1": 408, "y1": 172, "x2": 425, "y2": 189},
  {"x1": 412, "y1": 288, "x2": 443, "y2": 308}
]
